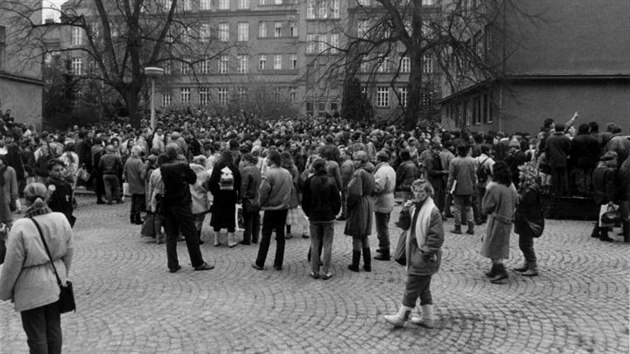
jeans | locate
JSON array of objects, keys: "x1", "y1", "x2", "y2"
[
  {"x1": 374, "y1": 212, "x2": 391, "y2": 251},
  {"x1": 518, "y1": 232, "x2": 537, "y2": 266},
  {"x1": 310, "y1": 221, "x2": 334, "y2": 274},
  {"x1": 102, "y1": 174, "x2": 120, "y2": 202},
  {"x1": 402, "y1": 274, "x2": 433, "y2": 308},
  {"x1": 162, "y1": 204, "x2": 205, "y2": 270},
  {"x1": 21, "y1": 302, "x2": 62, "y2": 354},
  {"x1": 130, "y1": 194, "x2": 146, "y2": 223},
  {"x1": 453, "y1": 194, "x2": 473, "y2": 228},
  {"x1": 255, "y1": 209, "x2": 288, "y2": 268},
  {"x1": 242, "y1": 210, "x2": 260, "y2": 244}
]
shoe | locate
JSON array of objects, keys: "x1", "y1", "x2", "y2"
[
  {"x1": 485, "y1": 264, "x2": 498, "y2": 278},
  {"x1": 96, "y1": 200, "x2": 106, "y2": 205},
  {"x1": 227, "y1": 232, "x2": 237, "y2": 247},
  {"x1": 116, "y1": 200, "x2": 124, "y2": 204},
  {"x1": 321, "y1": 273, "x2": 333, "y2": 280},
  {"x1": 362, "y1": 247, "x2": 372, "y2": 272},
  {"x1": 302, "y1": 234, "x2": 310, "y2": 239},
  {"x1": 194, "y1": 262, "x2": 214, "y2": 271},
  {"x1": 376, "y1": 249, "x2": 384, "y2": 254},
  {"x1": 336, "y1": 216, "x2": 347, "y2": 221},
  {"x1": 251, "y1": 263, "x2": 264, "y2": 271},
  {"x1": 600, "y1": 236, "x2": 614, "y2": 242},
  {"x1": 522, "y1": 269, "x2": 539, "y2": 276},
  {"x1": 374, "y1": 250, "x2": 390, "y2": 261},
  {"x1": 177, "y1": 235, "x2": 185, "y2": 242},
  {"x1": 348, "y1": 264, "x2": 360, "y2": 272},
  {"x1": 466, "y1": 229, "x2": 474, "y2": 235},
  {"x1": 274, "y1": 265, "x2": 282, "y2": 271},
  {"x1": 107, "y1": 201, "x2": 113, "y2": 205},
  {"x1": 239, "y1": 240, "x2": 251, "y2": 245},
  {"x1": 451, "y1": 228, "x2": 462, "y2": 234},
  {"x1": 169, "y1": 265, "x2": 182, "y2": 273},
  {"x1": 514, "y1": 264, "x2": 529, "y2": 272},
  {"x1": 309, "y1": 272, "x2": 320, "y2": 279},
  {"x1": 490, "y1": 264, "x2": 508, "y2": 284},
  {"x1": 285, "y1": 233, "x2": 293, "y2": 240}
]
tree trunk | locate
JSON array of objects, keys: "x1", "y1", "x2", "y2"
[
  {"x1": 404, "y1": 47, "x2": 423, "y2": 131},
  {"x1": 123, "y1": 85, "x2": 142, "y2": 129}
]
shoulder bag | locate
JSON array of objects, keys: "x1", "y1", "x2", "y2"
[{"x1": 30, "y1": 217, "x2": 76, "y2": 314}]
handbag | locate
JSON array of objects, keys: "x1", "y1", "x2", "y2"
[
  {"x1": 393, "y1": 230, "x2": 408, "y2": 266},
  {"x1": 600, "y1": 204, "x2": 621, "y2": 226},
  {"x1": 77, "y1": 165, "x2": 91, "y2": 183},
  {"x1": 30, "y1": 217, "x2": 76, "y2": 314},
  {"x1": 141, "y1": 213, "x2": 156, "y2": 237}
]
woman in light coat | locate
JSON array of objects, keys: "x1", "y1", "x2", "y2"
[
  {"x1": 481, "y1": 161, "x2": 518, "y2": 283},
  {"x1": 0, "y1": 182, "x2": 73, "y2": 353},
  {"x1": 384, "y1": 178, "x2": 444, "y2": 328}
]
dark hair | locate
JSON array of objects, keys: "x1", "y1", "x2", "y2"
[
  {"x1": 492, "y1": 161, "x2": 512, "y2": 186},
  {"x1": 456, "y1": 143, "x2": 469, "y2": 157},
  {"x1": 543, "y1": 118, "x2": 554, "y2": 129},
  {"x1": 578, "y1": 123, "x2": 589, "y2": 135},
  {"x1": 481, "y1": 144, "x2": 491, "y2": 155},
  {"x1": 588, "y1": 121, "x2": 599, "y2": 133},
  {"x1": 267, "y1": 151, "x2": 282, "y2": 167},
  {"x1": 312, "y1": 158, "x2": 327, "y2": 175},
  {"x1": 47, "y1": 158, "x2": 65, "y2": 171},
  {"x1": 399, "y1": 149, "x2": 411, "y2": 161},
  {"x1": 554, "y1": 123, "x2": 565, "y2": 132},
  {"x1": 242, "y1": 153, "x2": 257, "y2": 165}
]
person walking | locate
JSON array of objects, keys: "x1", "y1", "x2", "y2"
[
  {"x1": 345, "y1": 151, "x2": 375, "y2": 272},
  {"x1": 373, "y1": 150, "x2": 397, "y2": 261},
  {"x1": 239, "y1": 153, "x2": 262, "y2": 245},
  {"x1": 160, "y1": 144, "x2": 213, "y2": 272},
  {"x1": 513, "y1": 161, "x2": 544, "y2": 276},
  {"x1": 447, "y1": 143, "x2": 477, "y2": 235},
  {"x1": 384, "y1": 178, "x2": 444, "y2": 328},
  {"x1": 0, "y1": 182, "x2": 73, "y2": 354},
  {"x1": 208, "y1": 150, "x2": 241, "y2": 247},
  {"x1": 252, "y1": 151, "x2": 293, "y2": 271},
  {"x1": 123, "y1": 145, "x2": 147, "y2": 224},
  {"x1": 480, "y1": 161, "x2": 518, "y2": 284},
  {"x1": 302, "y1": 158, "x2": 341, "y2": 280}
]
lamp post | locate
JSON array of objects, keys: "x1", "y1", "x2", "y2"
[{"x1": 143, "y1": 67, "x2": 165, "y2": 131}]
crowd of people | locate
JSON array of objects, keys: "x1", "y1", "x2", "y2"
[{"x1": 0, "y1": 107, "x2": 629, "y2": 350}]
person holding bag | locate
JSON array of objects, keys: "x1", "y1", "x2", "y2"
[
  {"x1": 514, "y1": 162, "x2": 544, "y2": 276},
  {"x1": 0, "y1": 182, "x2": 74, "y2": 353},
  {"x1": 384, "y1": 178, "x2": 444, "y2": 328}
]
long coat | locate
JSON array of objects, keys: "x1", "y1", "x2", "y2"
[
  {"x1": 514, "y1": 182, "x2": 544, "y2": 238},
  {"x1": 344, "y1": 168, "x2": 375, "y2": 238},
  {"x1": 480, "y1": 181, "x2": 518, "y2": 260},
  {"x1": 208, "y1": 162, "x2": 241, "y2": 230},
  {"x1": 406, "y1": 200, "x2": 444, "y2": 276}
]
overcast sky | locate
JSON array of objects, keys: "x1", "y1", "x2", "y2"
[{"x1": 42, "y1": 0, "x2": 65, "y2": 22}]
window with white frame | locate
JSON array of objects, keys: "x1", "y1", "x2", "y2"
[
  {"x1": 274, "y1": 22, "x2": 282, "y2": 37},
  {"x1": 238, "y1": 0, "x2": 249, "y2": 9},
  {"x1": 289, "y1": 87, "x2": 297, "y2": 102},
  {"x1": 306, "y1": 34, "x2": 316, "y2": 54},
  {"x1": 182, "y1": 26, "x2": 191, "y2": 43},
  {"x1": 289, "y1": 22, "x2": 297, "y2": 37},
  {"x1": 200, "y1": 24, "x2": 211, "y2": 42},
  {"x1": 199, "y1": 87, "x2": 210, "y2": 105},
  {"x1": 275, "y1": 0, "x2": 282, "y2": 4},
  {"x1": 358, "y1": 20, "x2": 370, "y2": 38},
  {"x1": 218, "y1": 0, "x2": 230, "y2": 10},
  {"x1": 218, "y1": 87, "x2": 229, "y2": 105},
  {"x1": 377, "y1": 56, "x2": 388, "y2": 72},
  {"x1": 181, "y1": 61, "x2": 191, "y2": 75},
  {"x1": 401, "y1": 56, "x2": 410, "y2": 73},
  {"x1": 219, "y1": 23, "x2": 229, "y2": 41},
  {"x1": 181, "y1": 0, "x2": 191, "y2": 11},
  {"x1": 289, "y1": 54, "x2": 297, "y2": 69},
  {"x1": 238, "y1": 22, "x2": 249, "y2": 41},
  {"x1": 273, "y1": 54, "x2": 282, "y2": 69},
  {"x1": 422, "y1": 0, "x2": 435, "y2": 5},
  {"x1": 422, "y1": 54, "x2": 433, "y2": 73},
  {"x1": 200, "y1": 0, "x2": 211, "y2": 10},
  {"x1": 180, "y1": 87, "x2": 191, "y2": 103},
  {"x1": 329, "y1": 33, "x2": 339, "y2": 53},
  {"x1": 163, "y1": 61, "x2": 171, "y2": 74},
  {"x1": 318, "y1": 34, "x2": 326, "y2": 53},
  {"x1": 219, "y1": 55, "x2": 229, "y2": 73},
  {"x1": 273, "y1": 87, "x2": 280, "y2": 101},
  {"x1": 199, "y1": 59, "x2": 210, "y2": 74},
  {"x1": 259, "y1": 54, "x2": 266, "y2": 70},
  {"x1": 71, "y1": 57, "x2": 83, "y2": 75},
  {"x1": 330, "y1": 0, "x2": 340, "y2": 18},
  {"x1": 258, "y1": 22, "x2": 267, "y2": 37},
  {"x1": 318, "y1": 2, "x2": 327, "y2": 18},
  {"x1": 259, "y1": 0, "x2": 266, "y2": 4},
  {"x1": 238, "y1": 55, "x2": 248, "y2": 73},
  {"x1": 238, "y1": 87, "x2": 247, "y2": 100},
  {"x1": 357, "y1": 0, "x2": 370, "y2": 5},
  {"x1": 306, "y1": 0, "x2": 315, "y2": 19},
  {"x1": 360, "y1": 59, "x2": 370, "y2": 73},
  {"x1": 162, "y1": 93, "x2": 172, "y2": 106},
  {"x1": 376, "y1": 86, "x2": 389, "y2": 107},
  {"x1": 398, "y1": 87, "x2": 408, "y2": 107},
  {"x1": 72, "y1": 27, "x2": 83, "y2": 46}
]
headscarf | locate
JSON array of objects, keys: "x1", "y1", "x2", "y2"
[{"x1": 23, "y1": 182, "x2": 52, "y2": 218}]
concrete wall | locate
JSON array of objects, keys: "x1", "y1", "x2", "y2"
[{"x1": 0, "y1": 77, "x2": 43, "y2": 130}]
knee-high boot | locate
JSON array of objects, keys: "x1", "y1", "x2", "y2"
[
  {"x1": 362, "y1": 247, "x2": 372, "y2": 272},
  {"x1": 348, "y1": 250, "x2": 360, "y2": 272}
]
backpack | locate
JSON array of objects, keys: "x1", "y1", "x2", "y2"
[
  {"x1": 219, "y1": 166, "x2": 234, "y2": 190},
  {"x1": 476, "y1": 157, "x2": 490, "y2": 184}
]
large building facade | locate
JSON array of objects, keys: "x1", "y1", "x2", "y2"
[{"x1": 440, "y1": 0, "x2": 630, "y2": 135}]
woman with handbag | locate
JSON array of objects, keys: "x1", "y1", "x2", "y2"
[
  {"x1": 592, "y1": 151, "x2": 619, "y2": 242},
  {"x1": 384, "y1": 178, "x2": 444, "y2": 328},
  {"x1": 0, "y1": 182, "x2": 74, "y2": 354},
  {"x1": 514, "y1": 161, "x2": 544, "y2": 276}
]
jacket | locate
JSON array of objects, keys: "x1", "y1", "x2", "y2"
[
  {"x1": 240, "y1": 164, "x2": 262, "y2": 212},
  {"x1": 592, "y1": 165, "x2": 617, "y2": 205},
  {"x1": 99, "y1": 153, "x2": 123, "y2": 175},
  {"x1": 123, "y1": 156, "x2": 147, "y2": 195},
  {"x1": 0, "y1": 212, "x2": 73, "y2": 312},
  {"x1": 447, "y1": 156, "x2": 477, "y2": 196},
  {"x1": 545, "y1": 132, "x2": 571, "y2": 168},
  {"x1": 396, "y1": 160, "x2": 421, "y2": 192},
  {"x1": 160, "y1": 161, "x2": 196, "y2": 209},
  {"x1": 406, "y1": 201, "x2": 444, "y2": 276},
  {"x1": 259, "y1": 166, "x2": 292, "y2": 210},
  {"x1": 302, "y1": 173, "x2": 341, "y2": 222},
  {"x1": 373, "y1": 162, "x2": 396, "y2": 213}
]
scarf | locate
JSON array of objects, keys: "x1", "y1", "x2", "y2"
[
  {"x1": 406, "y1": 197, "x2": 436, "y2": 270},
  {"x1": 24, "y1": 198, "x2": 52, "y2": 218}
]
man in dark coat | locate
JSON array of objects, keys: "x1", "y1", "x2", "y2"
[
  {"x1": 46, "y1": 159, "x2": 75, "y2": 227},
  {"x1": 570, "y1": 124, "x2": 600, "y2": 196},
  {"x1": 545, "y1": 124, "x2": 571, "y2": 196}
]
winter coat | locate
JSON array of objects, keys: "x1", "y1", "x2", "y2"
[
  {"x1": 405, "y1": 199, "x2": 444, "y2": 276},
  {"x1": 240, "y1": 164, "x2": 261, "y2": 212},
  {"x1": 618, "y1": 156, "x2": 630, "y2": 201},
  {"x1": 0, "y1": 166, "x2": 18, "y2": 223},
  {"x1": 447, "y1": 156, "x2": 477, "y2": 196},
  {"x1": 258, "y1": 166, "x2": 292, "y2": 211},
  {"x1": 373, "y1": 162, "x2": 396, "y2": 213},
  {"x1": 571, "y1": 133, "x2": 600, "y2": 169},
  {"x1": 514, "y1": 182, "x2": 544, "y2": 238},
  {"x1": 123, "y1": 156, "x2": 147, "y2": 195},
  {"x1": 396, "y1": 160, "x2": 421, "y2": 192},
  {"x1": 208, "y1": 162, "x2": 240, "y2": 229},
  {"x1": 480, "y1": 181, "x2": 518, "y2": 260},
  {"x1": 302, "y1": 173, "x2": 341, "y2": 222},
  {"x1": 0, "y1": 212, "x2": 73, "y2": 312},
  {"x1": 545, "y1": 132, "x2": 571, "y2": 168},
  {"x1": 592, "y1": 165, "x2": 617, "y2": 205},
  {"x1": 344, "y1": 168, "x2": 375, "y2": 238},
  {"x1": 190, "y1": 164, "x2": 211, "y2": 214}
]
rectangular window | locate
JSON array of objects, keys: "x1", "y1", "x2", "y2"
[
  {"x1": 318, "y1": 102, "x2": 326, "y2": 112},
  {"x1": 219, "y1": 55, "x2": 229, "y2": 73},
  {"x1": 238, "y1": 87, "x2": 248, "y2": 100},
  {"x1": 485, "y1": 92, "x2": 493, "y2": 123},
  {"x1": 377, "y1": 56, "x2": 388, "y2": 73},
  {"x1": 289, "y1": 54, "x2": 297, "y2": 69},
  {"x1": 289, "y1": 22, "x2": 297, "y2": 37},
  {"x1": 259, "y1": 0, "x2": 266, "y2": 4},
  {"x1": 180, "y1": 88, "x2": 191, "y2": 103},
  {"x1": 422, "y1": 54, "x2": 433, "y2": 73},
  {"x1": 306, "y1": 0, "x2": 315, "y2": 19},
  {"x1": 219, "y1": 23, "x2": 229, "y2": 41},
  {"x1": 330, "y1": 102, "x2": 338, "y2": 111},
  {"x1": 473, "y1": 96, "x2": 481, "y2": 125},
  {"x1": 162, "y1": 93, "x2": 172, "y2": 106},
  {"x1": 181, "y1": 61, "x2": 191, "y2": 75},
  {"x1": 360, "y1": 59, "x2": 370, "y2": 73},
  {"x1": 273, "y1": 87, "x2": 281, "y2": 101},
  {"x1": 200, "y1": 24, "x2": 211, "y2": 42},
  {"x1": 422, "y1": 0, "x2": 435, "y2": 5},
  {"x1": 199, "y1": 87, "x2": 210, "y2": 106},
  {"x1": 376, "y1": 86, "x2": 389, "y2": 107},
  {"x1": 357, "y1": 0, "x2": 370, "y2": 5},
  {"x1": 358, "y1": 20, "x2": 370, "y2": 38},
  {"x1": 421, "y1": 90, "x2": 433, "y2": 107},
  {"x1": 200, "y1": 0, "x2": 211, "y2": 10},
  {"x1": 306, "y1": 102, "x2": 314, "y2": 115},
  {"x1": 319, "y1": 2, "x2": 328, "y2": 18},
  {"x1": 401, "y1": 56, "x2": 410, "y2": 73},
  {"x1": 218, "y1": 0, "x2": 230, "y2": 10},
  {"x1": 318, "y1": 34, "x2": 327, "y2": 53},
  {"x1": 181, "y1": 0, "x2": 191, "y2": 11},
  {"x1": 329, "y1": 33, "x2": 339, "y2": 53},
  {"x1": 274, "y1": 22, "x2": 282, "y2": 37},
  {"x1": 289, "y1": 87, "x2": 297, "y2": 102},
  {"x1": 258, "y1": 22, "x2": 267, "y2": 37},
  {"x1": 259, "y1": 54, "x2": 266, "y2": 70},
  {"x1": 274, "y1": 54, "x2": 282, "y2": 70},
  {"x1": 238, "y1": 22, "x2": 249, "y2": 41},
  {"x1": 238, "y1": 55, "x2": 248, "y2": 73},
  {"x1": 218, "y1": 88, "x2": 229, "y2": 105},
  {"x1": 306, "y1": 34, "x2": 316, "y2": 54},
  {"x1": 199, "y1": 59, "x2": 210, "y2": 74},
  {"x1": 163, "y1": 61, "x2": 171, "y2": 74},
  {"x1": 238, "y1": 0, "x2": 249, "y2": 9},
  {"x1": 72, "y1": 27, "x2": 83, "y2": 46},
  {"x1": 71, "y1": 57, "x2": 83, "y2": 75},
  {"x1": 331, "y1": 0, "x2": 340, "y2": 18},
  {"x1": 399, "y1": 87, "x2": 408, "y2": 107}
]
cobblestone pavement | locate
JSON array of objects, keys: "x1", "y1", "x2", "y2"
[{"x1": 1, "y1": 195, "x2": 628, "y2": 353}]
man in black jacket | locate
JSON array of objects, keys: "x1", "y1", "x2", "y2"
[{"x1": 46, "y1": 159, "x2": 75, "y2": 227}]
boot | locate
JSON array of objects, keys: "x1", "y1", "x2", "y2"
[
  {"x1": 348, "y1": 251, "x2": 361, "y2": 272},
  {"x1": 374, "y1": 249, "x2": 390, "y2": 261},
  {"x1": 485, "y1": 263, "x2": 498, "y2": 278},
  {"x1": 466, "y1": 222, "x2": 474, "y2": 235},
  {"x1": 490, "y1": 263, "x2": 508, "y2": 283},
  {"x1": 522, "y1": 261, "x2": 538, "y2": 276},
  {"x1": 623, "y1": 221, "x2": 630, "y2": 243},
  {"x1": 599, "y1": 227, "x2": 614, "y2": 242},
  {"x1": 227, "y1": 232, "x2": 237, "y2": 248},
  {"x1": 451, "y1": 226, "x2": 462, "y2": 234},
  {"x1": 384, "y1": 305, "x2": 413, "y2": 328},
  {"x1": 214, "y1": 232, "x2": 221, "y2": 247},
  {"x1": 514, "y1": 262, "x2": 529, "y2": 272},
  {"x1": 591, "y1": 224, "x2": 600, "y2": 238},
  {"x1": 362, "y1": 247, "x2": 372, "y2": 272},
  {"x1": 411, "y1": 304, "x2": 435, "y2": 328}
]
